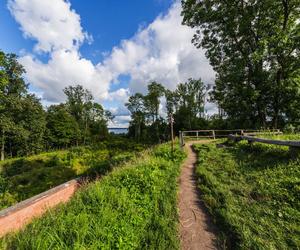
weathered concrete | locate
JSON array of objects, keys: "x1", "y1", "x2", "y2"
[{"x1": 0, "y1": 179, "x2": 80, "y2": 237}]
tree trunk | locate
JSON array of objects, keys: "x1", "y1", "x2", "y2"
[
  {"x1": 135, "y1": 123, "x2": 139, "y2": 141},
  {"x1": 273, "y1": 69, "x2": 282, "y2": 129},
  {"x1": 137, "y1": 120, "x2": 141, "y2": 142},
  {"x1": 1, "y1": 130, "x2": 5, "y2": 161}
]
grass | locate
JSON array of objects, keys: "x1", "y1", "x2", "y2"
[
  {"x1": 1, "y1": 143, "x2": 186, "y2": 249},
  {"x1": 193, "y1": 138, "x2": 300, "y2": 249},
  {"x1": 258, "y1": 133, "x2": 300, "y2": 140},
  {"x1": 0, "y1": 137, "x2": 145, "y2": 210}
]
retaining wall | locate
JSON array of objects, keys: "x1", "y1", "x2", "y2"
[{"x1": 0, "y1": 179, "x2": 80, "y2": 237}]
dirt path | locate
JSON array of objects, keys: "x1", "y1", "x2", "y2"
[{"x1": 179, "y1": 141, "x2": 218, "y2": 250}]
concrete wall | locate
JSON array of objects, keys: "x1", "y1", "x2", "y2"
[{"x1": 0, "y1": 179, "x2": 80, "y2": 237}]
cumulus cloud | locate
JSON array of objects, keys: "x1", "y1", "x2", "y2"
[
  {"x1": 19, "y1": 50, "x2": 113, "y2": 102},
  {"x1": 8, "y1": 0, "x2": 216, "y2": 126},
  {"x1": 8, "y1": 0, "x2": 91, "y2": 53},
  {"x1": 106, "y1": 88, "x2": 130, "y2": 103},
  {"x1": 104, "y1": 2, "x2": 215, "y2": 94}
]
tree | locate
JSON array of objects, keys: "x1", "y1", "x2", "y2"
[
  {"x1": 89, "y1": 103, "x2": 113, "y2": 141},
  {"x1": 45, "y1": 104, "x2": 80, "y2": 148},
  {"x1": 63, "y1": 84, "x2": 112, "y2": 144},
  {"x1": 125, "y1": 93, "x2": 145, "y2": 141},
  {"x1": 182, "y1": 0, "x2": 300, "y2": 128},
  {"x1": 63, "y1": 85, "x2": 93, "y2": 144},
  {"x1": 126, "y1": 79, "x2": 207, "y2": 142},
  {"x1": 0, "y1": 51, "x2": 46, "y2": 160},
  {"x1": 13, "y1": 94, "x2": 46, "y2": 155},
  {"x1": 165, "y1": 78, "x2": 207, "y2": 131},
  {"x1": 144, "y1": 82, "x2": 165, "y2": 142},
  {"x1": 144, "y1": 82, "x2": 165, "y2": 124}
]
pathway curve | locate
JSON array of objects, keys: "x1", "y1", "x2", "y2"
[{"x1": 179, "y1": 141, "x2": 218, "y2": 250}]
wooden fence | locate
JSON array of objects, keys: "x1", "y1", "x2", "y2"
[
  {"x1": 228, "y1": 134, "x2": 300, "y2": 149},
  {"x1": 179, "y1": 129, "x2": 281, "y2": 147}
]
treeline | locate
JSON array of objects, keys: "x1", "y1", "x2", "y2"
[
  {"x1": 127, "y1": 1, "x2": 300, "y2": 142},
  {"x1": 126, "y1": 79, "x2": 209, "y2": 142},
  {"x1": 181, "y1": 0, "x2": 300, "y2": 129},
  {"x1": 0, "y1": 51, "x2": 112, "y2": 160}
]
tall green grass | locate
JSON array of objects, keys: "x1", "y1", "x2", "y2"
[
  {"x1": 0, "y1": 138, "x2": 145, "y2": 210},
  {"x1": 1, "y1": 143, "x2": 186, "y2": 249},
  {"x1": 259, "y1": 133, "x2": 300, "y2": 140},
  {"x1": 193, "y1": 141, "x2": 300, "y2": 249}
]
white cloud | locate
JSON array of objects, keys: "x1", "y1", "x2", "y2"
[
  {"x1": 9, "y1": 0, "x2": 216, "y2": 122},
  {"x1": 106, "y1": 88, "x2": 130, "y2": 103},
  {"x1": 19, "y1": 50, "x2": 112, "y2": 102},
  {"x1": 103, "y1": 2, "x2": 215, "y2": 94},
  {"x1": 8, "y1": 0, "x2": 90, "y2": 53},
  {"x1": 108, "y1": 115, "x2": 131, "y2": 128}
]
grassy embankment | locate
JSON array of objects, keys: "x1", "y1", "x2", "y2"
[
  {"x1": 259, "y1": 133, "x2": 300, "y2": 140},
  {"x1": 193, "y1": 135, "x2": 300, "y2": 249},
  {"x1": 1, "y1": 142, "x2": 186, "y2": 249},
  {"x1": 0, "y1": 137, "x2": 145, "y2": 210}
]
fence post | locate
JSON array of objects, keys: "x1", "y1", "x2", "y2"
[
  {"x1": 196, "y1": 131, "x2": 198, "y2": 140},
  {"x1": 179, "y1": 131, "x2": 183, "y2": 149},
  {"x1": 212, "y1": 130, "x2": 216, "y2": 139}
]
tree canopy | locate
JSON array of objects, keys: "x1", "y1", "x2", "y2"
[
  {"x1": 181, "y1": 0, "x2": 300, "y2": 128},
  {"x1": 126, "y1": 78, "x2": 207, "y2": 142},
  {"x1": 0, "y1": 50, "x2": 112, "y2": 160}
]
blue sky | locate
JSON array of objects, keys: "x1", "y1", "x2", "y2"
[
  {"x1": 0, "y1": 0, "x2": 215, "y2": 127},
  {"x1": 1, "y1": 0, "x2": 173, "y2": 60}
]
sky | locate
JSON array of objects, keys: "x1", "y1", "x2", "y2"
[{"x1": 0, "y1": 0, "x2": 216, "y2": 128}]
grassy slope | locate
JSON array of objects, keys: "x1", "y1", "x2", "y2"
[
  {"x1": 0, "y1": 138, "x2": 145, "y2": 210},
  {"x1": 259, "y1": 133, "x2": 300, "y2": 140},
  {"x1": 1, "y1": 143, "x2": 186, "y2": 249},
  {"x1": 193, "y1": 139, "x2": 300, "y2": 249}
]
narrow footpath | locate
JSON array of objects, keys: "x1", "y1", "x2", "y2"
[{"x1": 179, "y1": 141, "x2": 218, "y2": 250}]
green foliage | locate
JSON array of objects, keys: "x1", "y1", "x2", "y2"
[
  {"x1": 172, "y1": 78, "x2": 207, "y2": 131},
  {"x1": 0, "y1": 50, "x2": 46, "y2": 160},
  {"x1": 0, "y1": 50, "x2": 113, "y2": 160},
  {"x1": 182, "y1": 0, "x2": 300, "y2": 129},
  {"x1": 1, "y1": 143, "x2": 186, "y2": 249},
  {"x1": 63, "y1": 85, "x2": 112, "y2": 145},
  {"x1": 0, "y1": 138, "x2": 146, "y2": 210},
  {"x1": 45, "y1": 104, "x2": 80, "y2": 148},
  {"x1": 193, "y1": 141, "x2": 300, "y2": 249},
  {"x1": 127, "y1": 78, "x2": 207, "y2": 143}
]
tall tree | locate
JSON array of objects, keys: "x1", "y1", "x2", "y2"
[
  {"x1": 144, "y1": 82, "x2": 165, "y2": 142},
  {"x1": 182, "y1": 0, "x2": 300, "y2": 128},
  {"x1": 89, "y1": 103, "x2": 113, "y2": 141},
  {"x1": 64, "y1": 85, "x2": 93, "y2": 144},
  {"x1": 14, "y1": 94, "x2": 46, "y2": 155},
  {"x1": 173, "y1": 78, "x2": 206, "y2": 130},
  {"x1": 63, "y1": 84, "x2": 112, "y2": 144},
  {"x1": 45, "y1": 104, "x2": 80, "y2": 148},
  {"x1": 144, "y1": 82, "x2": 165, "y2": 124},
  {"x1": 125, "y1": 93, "x2": 145, "y2": 141},
  {"x1": 0, "y1": 51, "x2": 46, "y2": 160}
]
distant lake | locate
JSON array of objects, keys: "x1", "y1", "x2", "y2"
[{"x1": 108, "y1": 128, "x2": 128, "y2": 134}]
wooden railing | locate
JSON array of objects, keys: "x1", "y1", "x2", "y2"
[
  {"x1": 228, "y1": 134, "x2": 300, "y2": 156},
  {"x1": 179, "y1": 129, "x2": 282, "y2": 147},
  {"x1": 228, "y1": 134, "x2": 300, "y2": 147}
]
